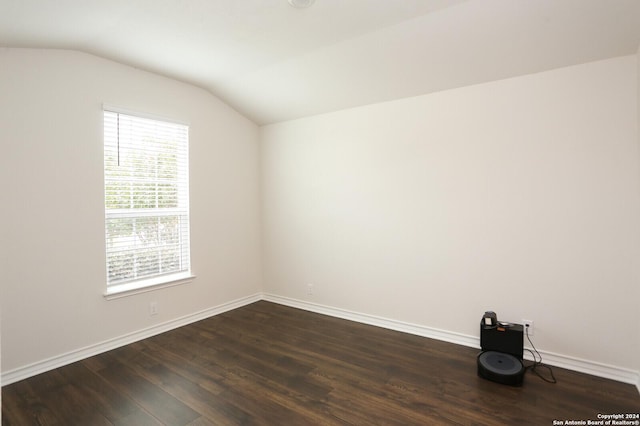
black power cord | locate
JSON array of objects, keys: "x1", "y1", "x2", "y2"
[{"x1": 523, "y1": 325, "x2": 557, "y2": 384}]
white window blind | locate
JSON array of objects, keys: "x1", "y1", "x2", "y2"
[{"x1": 103, "y1": 109, "x2": 191, "y2": 292}]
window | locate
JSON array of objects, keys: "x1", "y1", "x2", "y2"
[{"x1": 103, "y1": 108, "x2": 191, "y2": 296}]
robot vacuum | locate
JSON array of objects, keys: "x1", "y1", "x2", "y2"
[{"x1": 477, "y1": 350, "x2": 525, "y2": 386}]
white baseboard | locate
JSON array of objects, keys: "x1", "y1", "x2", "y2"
[
  {"x1": 1, "y1": 293, "x2": 261, "y2": 386},
  {"x1": 2, "y1": 291, "x2": 639, "y2": 396},
  {"x1": 262, "y1": 293, "x2": 480, "y2": 349},
  {"x1": 263, "y1": 293, "x2": 640, "y2": 394}
]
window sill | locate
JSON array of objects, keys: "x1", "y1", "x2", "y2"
[{"x1": 103, "y1": 273, "x2": 195, "y2": 300}]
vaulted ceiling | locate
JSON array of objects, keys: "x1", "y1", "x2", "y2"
[{"x1": 2, "y1": 0, "x2": 640, "y2": 124}]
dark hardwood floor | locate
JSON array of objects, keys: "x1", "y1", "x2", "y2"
[{"x1": 2, "y1": 301, "x2": 639, "y2": 425}]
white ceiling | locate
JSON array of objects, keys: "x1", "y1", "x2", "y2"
[{"x1": 2, "y1": 0, "x2": 640, "y2": 124}]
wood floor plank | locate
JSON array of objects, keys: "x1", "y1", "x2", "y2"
[
  {"x1": 38, "y1": 383, "x2": 114, "y2": 425},
  {"x1": 110, "y1": 346, "x2": 251, "y2": 426},
  {"x1": 1, "y1": 381, "x2": 63, "y2": 426},
  {"x1": 112, "y1": 409, "x2": 164, "y2": 426},
  {"x1": 60, "y1": 360, "x2": 140, "y2": 422},
  {"x1": 3, "y1": 301, "x2": 639, "y2": 425},
  {"x1": 96, "y1": 361, "x2": 200, "y2": 426}
]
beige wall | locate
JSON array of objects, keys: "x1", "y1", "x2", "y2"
[
  {"x1": 0, "y1": 49, "x2": 263, "y2": 373},
  {"x1": 261, "y1": 55, "x2": 640, "y2": 372}
]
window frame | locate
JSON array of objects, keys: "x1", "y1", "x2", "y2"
[{"x1": 102, "y1": 106, "x2": 194, "y2": 299}]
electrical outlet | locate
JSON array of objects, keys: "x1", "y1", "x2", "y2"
[
  {"x1": 307, "y1": 283, "x2": 314, "y2": 296},
  {"x1": 150, "y1": 301, "x2": 158, "y2": 316},
  {"x1": 522, "y1": 319, "x2": 534, "y2": 336}
]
